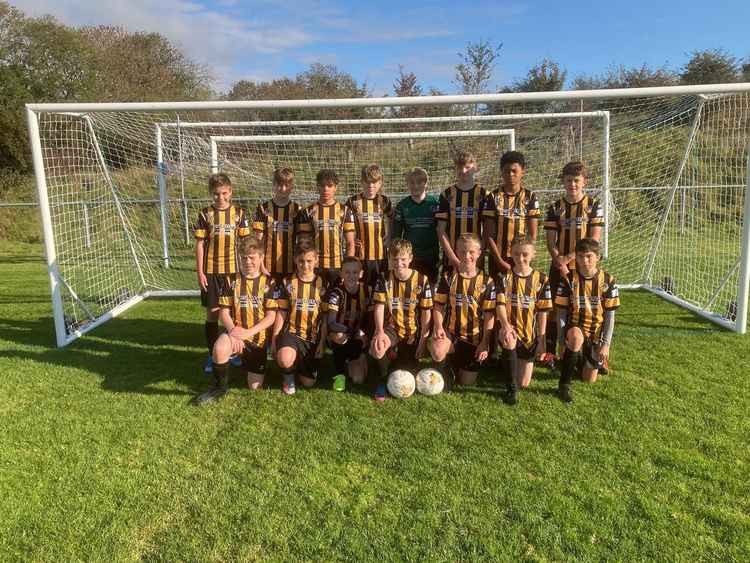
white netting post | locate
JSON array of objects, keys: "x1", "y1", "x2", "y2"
[
  {"x1": 155, "y1": 124, "x2": 170, "y2": 268},
  {"x1": 736, "y1": 150, "x2": 750, "y2": 333}
]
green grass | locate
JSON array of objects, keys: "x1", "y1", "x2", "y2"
[{"x1": 0, "y1": 243, "x2": 748, "y2": 561}]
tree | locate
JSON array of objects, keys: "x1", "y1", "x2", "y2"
[
  {"x1": 511, "y1": 58, "x2": 567, "y2": 92},
  {"x1": 680, "y1": 49, "x2": 739, "y2": 85},
  {"x1": 573, "y1": 63, "x2": 679, "y2": 90},
  {"x1": 454, "y1": 39, "x2": 502, "y2": 96},
  {"x1": 393, "y1": 65, "x2": 422, "y2": 98},
  {"x1": 743, "y1": 61, "x2": 750, "y2": 82}
]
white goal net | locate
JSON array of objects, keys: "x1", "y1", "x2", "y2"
[{"x1": 26, "y1": 84, "x2": 750, "y2": 345}]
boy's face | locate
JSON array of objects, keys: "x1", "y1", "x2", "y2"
[
  {"x1": 389, "y1": 251, "x2": 412, "y2": 273},
  {"x1": 575, "y1": 250, "x2": 599, "y2": 275},
  {"x1": 501, "y1": 163, "x2": 525, "y2": 191},
  {"x1": 295, "y1": 250, "x2": 318, "y2": 276},
  {"x1": 362, "y1": 178, "x2": 382, "y2": 199},
  {"x1": 456, "y1": 240, "x2": 481, "y2": 268},
  {"x1": 274, "y1": 181, "x2": 293, "y2": 199},
  {"x1": 455, "y1": 160, "x2": 477, "y2": 184},
  {"x1": 319, "y1": 181, "x2": 337, "y2": 202},
  {"x1": 563, "y1": 174, "x2": 586, "y2": 200},
  {"x1": 240, "y1": 251, "x2": 263, "y2": 276},
  {"x1": 407, "y1": 177, "x2": 427, "y2": 198},
  {"x1": 341, "y1": 263, "x2": 362, "y2": 289},
  {"x1": 511, "y1": 243, "x2": 535, "y2": 270},
  {"x1": 211, "y1": 184, "x2": 232, "y2": 210}
]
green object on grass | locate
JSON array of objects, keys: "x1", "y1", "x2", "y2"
[{"x1": 333, "y1": 374, "x2": 346, "y2": 392}]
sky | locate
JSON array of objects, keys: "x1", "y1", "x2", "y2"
[{"x1": 13, "y1": 0, "x2": 750, "y2": 96}]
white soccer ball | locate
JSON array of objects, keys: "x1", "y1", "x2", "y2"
[
  {"x1": 415, "y1": 368, "x2": 445, "y2": 396},
  {"x1": 387, "y1": 370, "x2": 416, "y2": 399}
]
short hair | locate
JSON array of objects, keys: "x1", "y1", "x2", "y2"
[
  {"x1": 361, "y1": 164, "x2": 383, "y2": 183},
  {"x1": 511, "y1": 237, "x2": 536, "y2": 252},
  {"x1": 453, "y1": 150, "x2": 477, "y2": 168},
  {"x1": 239, "y1": 235, "x2": 264, "y2": 257},
  {"x1": 500, "y1": 151, "x2": 526, "y2": 170},
  {"x1": 575, "y1": 237, "x2": 600, "y2": 255},
  {"x1": 561, "y1": 161, "x2": 588, "y2": 179},
  {"x1": 457, "y1": 232, "x2": 481, "y2": 248},
  {"x1": 406, "y1": 167, "x2": 429, "y2": 183},
  {"x1": 294, "y1": 240, "x2": 318, "y2": 258},
  {"x1": 341, "y1": 256, "x2": 363, "y2": 270},
  {"x1": 389, "y1": 238, "x2": 413, "y2": 257},
  {"x1": 208, "y1": 173, "x2": 232, "y2": 192},
  {"x1": 316, "y1": 169, "x2": 339, "y2": 187},
  {"x1": 273, "y1": 167, "x2": 294, "y2": 186}
]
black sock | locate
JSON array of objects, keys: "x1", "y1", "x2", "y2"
[
  {"x1": 280, "y1": 364, "x2": 296, "y2": 379},
  {"x1": 500, "y1": 347, "x2": 518, "y2": 391},
  {"x1": 437, "y1": 359, "x2": 455, "y2": 392},
  {"x1": 213, "y1": 361, "x2": 229, "y2": 388},
  {"x1": 376, "y1": 354, "x2": 390, "y2": 384},
  {"x1": 560, "y1": 350, "x2": 581, "y2": 387},
  {"x1": 205, "y1": 321, "x2": 219, "y2": 355}
]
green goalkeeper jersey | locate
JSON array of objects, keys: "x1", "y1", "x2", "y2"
[{"x1": 393, "y1": 194, "x2": 440, "y2": 261}]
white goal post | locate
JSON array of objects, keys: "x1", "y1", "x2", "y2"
[{"x1": 26, "y1": 83, "x2": 750, "y2": 346}]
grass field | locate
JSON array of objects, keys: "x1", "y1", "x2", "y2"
[{"x1": 1, "y1": 242, "x2": 748, "y2": 561}]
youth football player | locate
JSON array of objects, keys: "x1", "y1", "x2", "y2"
[
  {"x1": 194, "y1": 173, "x2": 250, "y2": 373},
  {"x1": 555, "y1": 238, "x2": 620, "y2": 403},
  {"x1": 370, "y1": 239, "x2": 433, "y2": 401},
  {"x1": 495, "y1": 238, "x2": 552, "y2": 405},
  {"x1": 430, "y1": 233, "x2": 495, "y2": 389},
  {"x1": 273, "y1": 242, "x2": 327, "y2": 395},
  {"x1": 192, "y1": 236, "x2": 279, "y2": 405}
]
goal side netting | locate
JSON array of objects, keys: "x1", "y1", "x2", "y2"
[{"x1": 26, "y1": 84, "x2": 750, "y2": 346}]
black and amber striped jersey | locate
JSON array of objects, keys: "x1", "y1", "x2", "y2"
[
  {"x1": 219, "y1": 273, "x2": 279, "y2": 348},
  {"x1": 373, "y1": 270, "x2": 433, "y2": 345},
  {"x1": 277, "y1": 274, "x2": 327, "y2": 342},
  {"x1": 194, "y1": 204, "x2": 251, "y2": 274},
  {"x1": 495, "y1": 269, "x2": 552, "y2": 348},
  {"x1": 482, "y1": 187, "x2": 540, "y2": 259},
  {"x1": 554, "y1": 269, "x2": 619, "y2": 341},
  {"x1": 325, "y1": 281, "x2": 371, "y2": 333},
  {"x1": 544, "y1": 195, "x2": 604, "y2": 259},
  {"x1": 345, "y1": 193, "x2": 393, "y2": 261},
  {"x1": 252, "y1": 199, "x2": 303, "y2": 276},
  {"x1": 434, "y1": 271, "x2": 496, "y2": 346},
  {"x1": 297, "y1": 202, "x2": 355, "y2": 269},
  {"x1": 434, "y1": 183, "x2": 487, "y2": 252}
]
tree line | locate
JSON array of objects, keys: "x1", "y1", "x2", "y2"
[{"x1": 2, "y1": 1, "x2": 749, "y2": 180}]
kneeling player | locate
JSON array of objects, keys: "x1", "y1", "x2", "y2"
[
  {"x1": 495, "y1": 238, "x2": 552, "y2": 405},
  {"x1": 273, "y1": 242, "x2": 327, "y2": 395},
  {"x1": 326, "y1": 257, "x2": 371, "y2": 390},
  {"x1": 429, "y1": 233, "x2": 495, "y2": 389},
  {"x1": 370, "y1": 239, "x2": 433, "y2": 401},
  {"x1": 193, "y1": 237, "x2": 278, "y2": 405},
  {"x1": 555, "y1": 238, "x2": 619, "y2": 403}
]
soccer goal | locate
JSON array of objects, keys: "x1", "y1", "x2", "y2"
[{"x1": 26, "y1": 83, "x2": 750, "y2": 346}]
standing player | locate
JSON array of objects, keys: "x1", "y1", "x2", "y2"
[
  {"x1": 194, "y1": 173, "x2": 250, "y2": 373},
  {"x1": 430, "y1": 233, "x2": 495, "y2": 389},
  {"x1": 555, "y1": 238, "x2": 619, "y2": 403},
  {"x1": 483, "y1": 151, "x2": 540, "y2": 278},
  {"x1": 495, "y1": 238, "x2": 552, "y2": 405},
  {"x1": 435, "y1": 151, "x2": 487, "y2": 277},
  {"x1": 326, "y1": 257, "x2": 371, "y2": 391},
  {"x1": 192, "y1": 236, "x2": 279, "y2": 405},
  {"x1": 273, "y1": 242, "x2": 327, "y2": 395},
  {"x1": 297, "y1": 169, "x2": 355, "y2": 287},
  {"x1": 544, "y1": 161, "x2": 604, "y2": 356},
  {"x1": 252, "y1": 167, "x2": 303, "y2": 283},
  {"x1": 345, "y1": 164, "x2": 393, "y2": 287},
  {"x1": 370, "y1": 239, "x2": 433, "y2": 401},
  {"x1": 392, "y1": 167, "x2": 440, "y2": 284}
]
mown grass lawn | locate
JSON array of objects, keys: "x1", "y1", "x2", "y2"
[{"x1": 0, "y1": 243, "x2": 748, "y2": 561}]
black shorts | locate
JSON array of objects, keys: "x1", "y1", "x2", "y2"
[
  {"x1": 411, "y1": 256, "x2": 439, "y2": 286},
  {"x1": 330, "y1": 336, "x2": 366, "y2": 364},
  {"x1": 515, "y1": 340, "x2": 537, "y2": 361},
  {"x1": 201, "y1": 274, "x2": 231, "y2": 308},
  {"x1": 242, "y1": 343, "x2": 267, "y2": 374},
  {"x1": 383, "y1": 326, "x2": 419, "y2": 371},
  {"x1": 449, "y1": 337, "x2": 481, "y2": 372},
  {"x1": 315, "y1": 267, "x2": 340, "y2": 288},
  {"x1": 362, "y1": 259, "x2": 388, "y2": 288},
  {"x1": 277, "y1": 331, "x2": 319, "y2": 378}
]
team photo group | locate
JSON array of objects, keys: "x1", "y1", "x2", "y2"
[{"x1": 193, "y1": 149, "x2": 619, "y2": 406}]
